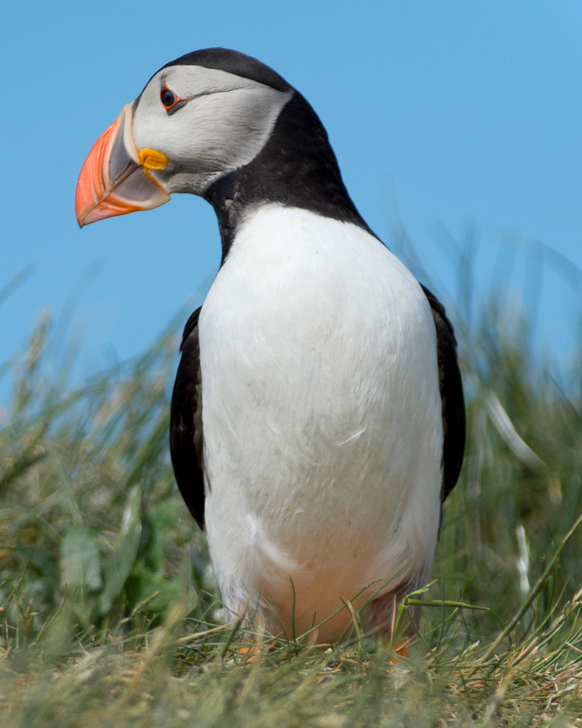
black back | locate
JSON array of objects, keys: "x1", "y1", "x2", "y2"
[
  {"x1": 422, "y1": 286, "x2": 466, "y2": 500},
  {"x1": 170, "y1": 307, "x2": 205, "y2": 528}
]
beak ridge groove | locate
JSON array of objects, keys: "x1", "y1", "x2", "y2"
[{"x1": 75, "y1": 104, "x2": 170, "y2": 227}]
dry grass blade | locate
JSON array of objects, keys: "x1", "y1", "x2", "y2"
[{"x1": 3, "y1": 231, "x2": 582, "y2": 725}]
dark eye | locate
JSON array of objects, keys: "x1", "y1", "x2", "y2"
[{"x1": 161, "y1": 88, "x2": 176, "y2": 108}]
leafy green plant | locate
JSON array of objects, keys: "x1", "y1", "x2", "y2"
[{"x1": 0, "y1": 311, "x2": 212, "y2": 640}]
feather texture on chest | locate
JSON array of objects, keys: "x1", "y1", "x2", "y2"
[{"x1": 198, "y1": 205, "x2": 443, "y2": 636}]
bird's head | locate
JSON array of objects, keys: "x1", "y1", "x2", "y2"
[{"x1": 75, "y1": 49, "x2": 294, "y2": 227}]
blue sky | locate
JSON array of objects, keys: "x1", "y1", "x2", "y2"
[{"x1": 2, "y1": 1, "x2": 582, "y2": 401}]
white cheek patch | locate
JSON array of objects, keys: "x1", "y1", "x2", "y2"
[{"x1": 132, "y1": 67, "x2": 292, "y2": 182}]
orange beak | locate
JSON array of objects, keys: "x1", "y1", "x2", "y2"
[{"x1": 75, "y1": 104, "x2": 170, "y2": 227}]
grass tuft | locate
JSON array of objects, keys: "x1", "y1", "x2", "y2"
[{"x1": 3, "y1": 229, "x2": 582, "y2": 725}]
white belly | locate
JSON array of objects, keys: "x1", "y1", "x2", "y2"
[{"x1": 198, "y1": 205, "x2": 443, "y2": 639}]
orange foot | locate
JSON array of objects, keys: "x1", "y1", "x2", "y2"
[
  {"x1": 388, "y1": 639, "x2": 410, "y2": 664},
  {"x1": 238, "y1": 644, "x2": 261, "y2": 661}
]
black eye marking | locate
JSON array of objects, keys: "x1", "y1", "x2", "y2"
[
  {"x1": 161, "y1": 88, "x2": 176, "y2": 107},
  {"x1": 160, "y1": 82, "x2": 187, "y2": 115}
]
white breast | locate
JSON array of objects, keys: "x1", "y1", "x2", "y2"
[{"x1": 198, "y1": 204, "x2": 443, "y2": 639}]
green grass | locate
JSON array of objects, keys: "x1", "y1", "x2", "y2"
[{"x1": 3, "y1": 237, "x2": 582, "y2": 726}]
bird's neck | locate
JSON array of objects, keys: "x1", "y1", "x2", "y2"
[{"x1": 203, "y1": 93, "x2": 373, "y2": 265}]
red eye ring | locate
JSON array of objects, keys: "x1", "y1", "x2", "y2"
[{"x1": 160, "y1": 82, "x2": 187, "y2": 115}]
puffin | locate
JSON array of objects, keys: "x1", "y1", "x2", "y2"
[{"x1": 75, "y1": 48, "x2": 465, "y2": 644}]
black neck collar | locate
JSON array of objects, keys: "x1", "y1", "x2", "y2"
[{"x1": 203, "y1": 93, "x2": 374, "y2": 265}]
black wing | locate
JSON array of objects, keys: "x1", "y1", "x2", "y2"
[
  {"x1": 170, "y1": 306, "x2": 206, "y2": 529},
  {"x1": 421, "y1": 286, "x2": 465, "y2": 501}
]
